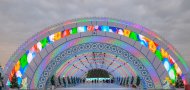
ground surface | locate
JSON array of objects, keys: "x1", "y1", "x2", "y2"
[{"x1": 55, "y1": 83, "x2": 136, "y2": 90}]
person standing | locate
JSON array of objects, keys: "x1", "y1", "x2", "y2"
[
  {"x1": 0, "y1": 73, "x2": 3, "y2": 90},
  {"x1": 0, "y1": 80, "x2": 2, "y2": 90}
]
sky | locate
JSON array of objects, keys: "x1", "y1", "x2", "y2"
[{"x1": 0, "y1": 0, "x2": 190, "y2": 68}]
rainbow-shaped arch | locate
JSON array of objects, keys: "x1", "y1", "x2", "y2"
[{"x1": 4, "y1": 17, "x2": 189, "y2": 89}]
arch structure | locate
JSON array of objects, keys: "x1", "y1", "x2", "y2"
[{"x1": 3, "y1": 17, "x2": 190, "y2": 89}]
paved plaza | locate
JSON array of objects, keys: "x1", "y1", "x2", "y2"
[{"x1": 55, "y1": 83, "x2": 135, "y2": 90}]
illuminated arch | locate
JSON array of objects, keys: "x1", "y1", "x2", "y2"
[
  {"x1": 38, "y1": 41, "x2": 150, "y2": 88},
  {"x1": 3, "y1": 17, "x2": 190, "y2": 89},
  {"x1": 55, "y1": 52, "x2": 137, "y2": 78}
]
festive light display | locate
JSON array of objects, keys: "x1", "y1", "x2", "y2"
[{"x1": 7, "y1": 25, "x2": 184, "y2": 86}]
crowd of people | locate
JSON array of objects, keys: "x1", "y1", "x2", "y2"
[
  {"x1": 50, "y1": 75, "x2": 86, "y2": 88},
  {"x1": 114, "y1": 76, "x2": 141, "y2": 88},
  {"x1": 49, "y1": 75, "x2": 141, "y2": 89}
]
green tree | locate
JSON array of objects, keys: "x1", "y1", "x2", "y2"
[
  {"x1": 58, "y1": 76, "x2": 61, "y2": 86},
  {"x1": 136, "y1": 76, "x2": 141, "y2": 86},
  {"x1": 175, "y1": 76, "x2": 184, "y2": 88},
  {"x1": 0, "y1": 73, "x2": 4, "y2": 88},
  {"x1": 10, "y1": 73, "x2": 19, "y2": 88},
  {"x1": 87, "y1": 69, "x2": 110, "y2": 78},
  {"x1": 51, "y1": 75, "x2": 55, "y2": 86}
]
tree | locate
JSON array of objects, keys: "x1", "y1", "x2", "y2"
[
  {"x1": 136, "y1": 76, "x2": 141, "y2": 86},
  {"x1": 10, "y1": 73, "x2": 19, "y2": 88},
  {"x1": 0, "y1": 73, "x2": 4, "y2": 89},
  {"x1": 51, "y1": 75, "x2": 55, "y2": 86},
  {"x1": 175, "y1": 76, "x2": 184, "y2": 88}
]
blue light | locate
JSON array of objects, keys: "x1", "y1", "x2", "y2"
[
  {"x1": 162, "y1": 58, "x2": 171, "y2": 71},
  {"x1": 17, "y1": 77, "x2": 22, "y2": 85},
  {"x1": 19, "y1": 65, "x2": 28, "y2": 75},
  {"x1": 109, "y1": 26, "x2": 117, "y2": 32},
  {"x1": 101, "y1": 26, "x2": 109, "y2": 32},
  {"x1": 95, "y1": 25, "x2": 101, "y2": 30},
  {"x1": 47, "y1": 36, "x2": 54, "y2": 44},
  {"x1": 140, "y1": 40, "x2": 148, "y2": 47},
  {"x1": 157, "y1": 46, "x2": 161, "y2": 50},
  {"x1": 25, "y1": 50, "x2": 30, "y2": 55},
  {"x1": 78, "y1": 26, "x2": 87, "y2": 32}
]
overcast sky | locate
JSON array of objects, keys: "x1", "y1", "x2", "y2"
[{"x1": 0, "y1": 0, "x2": 190, "y2": 68}]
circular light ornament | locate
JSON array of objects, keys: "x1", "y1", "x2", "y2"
[
  {"x1": 37, "y1": 42, "x2": 42, "y2": 51},
  {"x1": 48, "y1": 34, "x2": 55, "y2": 43},
  {"x1": 27, "y1": 51, "x2": 34, "y2": 64},
  {"x1": 169, "y1": 68, "x2": 176, "y2": 83},
  {"x1": 16, "y1": 70, "x2": 22, "y2": 78},
  {"x1": 174, "y1": 63, "x2": 182, "y2": 76},
  {"x1": 163, "y1": 58, "x2": 170, "y2": 71},
  {"x1": 118, "y1": 29, "x2": 124, "y2": 35},
  {"x1": 101, "y1": 26, "x2": 109, "y2": 32},
  {"x1": 77, "y1": 26, "x2": 87, "y2": 33}
]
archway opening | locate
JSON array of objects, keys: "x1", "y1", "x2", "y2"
[{"x1": 86, "y1": 69, "x2": 111, "y2": 78}]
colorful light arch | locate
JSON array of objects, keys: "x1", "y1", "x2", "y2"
[{"x1": 3, "y1": 17, "x2": 190, "y2": 89}]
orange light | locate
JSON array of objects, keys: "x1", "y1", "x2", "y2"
[
  {"x1": 154, "y1": 42, "x2": 159, "y2": 47},
  {"x1": 148, "y1": 40, "x2": 157, "y2": 53},
  {"x1": 14, "y1": 61, "x2": 20, "y2": 71},
  {"x1": 87, "y1": 26, "x2": 94, "y2": 32},
  {"x1": 161, "y1": 48, "x2": 169, "y2": 58},
  {"x1": 168, "y1": 55, "x2": 175, "y2": 64},
  {"x1": 123, "y1": 29, "x2": 131, "y2": 37},
  {"x1": 31, "y1": 44, "x2": 38, "y2": 52},
  {"x1": 9, "y1": 76, "x2": 12, "y2": 82},
  {"x1": 10, "y1": 69, "x2": 15, "y2": 78},
  {"x1": 62, "y1": 29, "x2": 70, "y2": 38},
  {"x1": 54, "y1": 32, "x2": 61, "y2": 41},
  {"x1": 143, "y1": 37, "x2": 151, "y2": 42}
]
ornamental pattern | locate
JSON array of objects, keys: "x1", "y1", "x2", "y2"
[{"x1": 37, "y1": 42, "x2": 154, "y2": 88}]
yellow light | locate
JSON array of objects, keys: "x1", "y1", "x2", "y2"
[
  {"x1": 165, "y1": 76, "x2": 172, "y2": 84},
  {"x1": 123, "y1": 29, "x2": 131, "y2": 37},
  {"x1": 174, "y1": 63, "x2": 182, "y2": 76},
  {"x1": 148, "y1": 40, "x2": 157, "y2": 53},
  {"x1": 161, "y1": 48, "x2": 169, "y2": 58},
  {"x1": 54, "y1": 32, "x2": 61, "y2": 41}
]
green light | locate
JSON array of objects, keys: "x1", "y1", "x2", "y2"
[
  {"x1": 71, "y1": 27, "x2": 77, "y2": 34},
  {"x1": 77, "y1": 19, "x2": 87, "y2": 23},
  {"x1": 155, "y1": 50, "x2": 163, "y2": 61},
  {"x1": 109, "y1": 19, "x2": 116, "y2": 23},
  {"x1": 169, "y1": 66, "x2": 177, "y2": 83},
  {"x1": 129, "y1": 32, "x2": 139, "y2": 41},
  {"x1": 176, "y1": 53, "x2": 189, "y2": 71},
  {"x1": 19, "y1": 54, "x2": 28, "y2": 68},
  {"x1": 40, "y1": 37, "x2": 48, "y2": 48}
]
